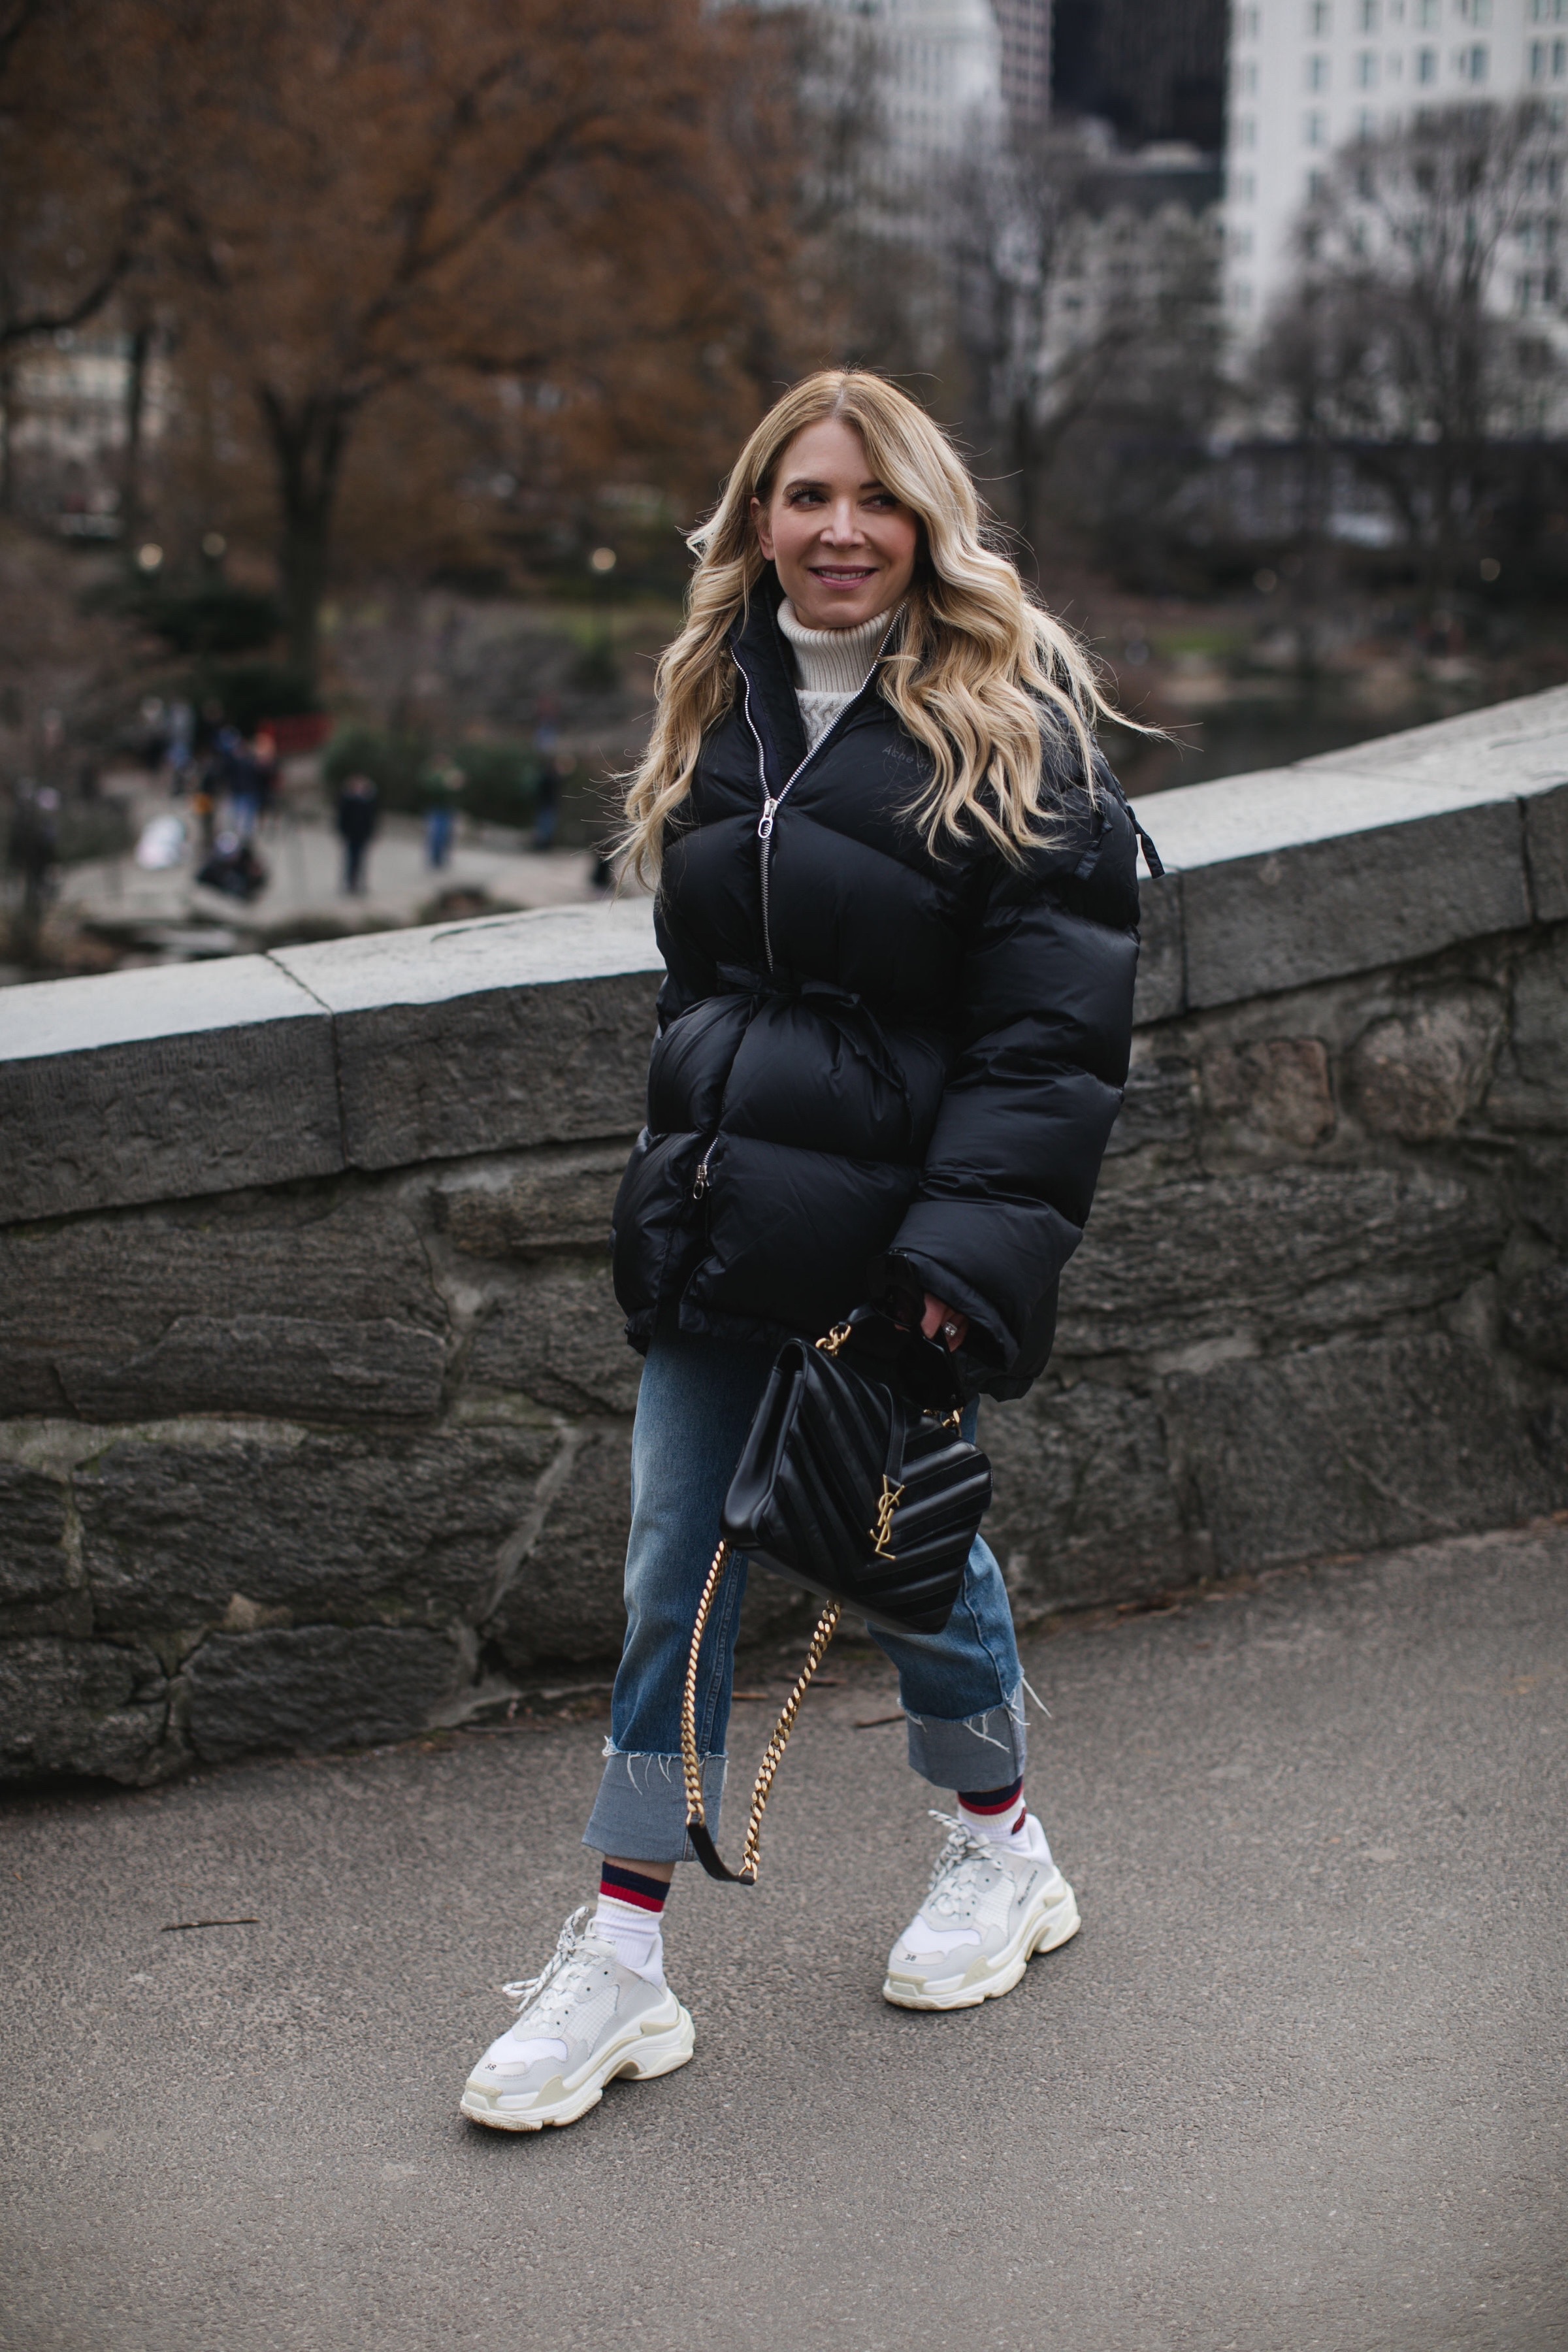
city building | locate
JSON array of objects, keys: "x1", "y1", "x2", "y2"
[
  {"x1": 1053, "y1": 0, "x2": 1229, "y2": 148},
  {"x1": 1224, "y1": 0, "x2": 1556, "y2": 323},
  {"x1": 994, "y1": 0, "x2": 1054, "y2": 135},
  {"x1": 808, "y1": 0, "x2": 1004, "y2": 212},
  {"x1": 4, "y1": 328, "x2": 169, "y2": 536}
]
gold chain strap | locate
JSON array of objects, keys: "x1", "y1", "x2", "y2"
[
  {"x1": 681, "y1": 1533, "x2": 842, "y2": 1884},
  {"x1": 734, "y1": 1595, "x2": 841, "y2": 1880},
  {"x1": 680, "y1": 1538, "x2": 731, "y2": 1829}
]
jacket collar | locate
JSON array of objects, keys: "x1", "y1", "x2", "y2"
[
  {"x1": 729, "y1": 565, "x2": 904, "y2": 801},
  {"x1": 729, "y1": 565, "x2": 806, "y2": 798}
]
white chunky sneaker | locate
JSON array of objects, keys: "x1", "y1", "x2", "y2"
[
  {"x1": 461, "y1": 1906, "x2": 694, "y2": 2132},
  {"x1": 883, "y1": 1813, "x2": 1081, "y2": 2012}
]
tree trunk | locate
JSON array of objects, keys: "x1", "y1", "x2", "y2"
[
  {"x1": 259, "y1": 389, "x2": 351, "y2": 694},
  {"x1": 1009, "y1": 394, "x2": 1045, "y2": 581},
  {"x1": 121, "y1": 319, "x2": 151, "y2": 540},
  {"x1": 0, "y1": 358, "x2": 14, "y2": 514}
]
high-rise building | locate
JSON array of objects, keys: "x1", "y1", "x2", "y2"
[
  {"x1": 826, "y1": 0, "x2": 1003, "y2": 195},
  {"x1": 781, "y1": 0, "x2": 1056, "y2": 202},
  {"x1": 994, "y1": 0, "x2": 1055, "y2": 134},
  {"x1": 1224, "y1": 0, "x2": 1552, "y2": 323},
  {"x1": 1051, "y1": 0, "x2": 1229, "y2": 148}
]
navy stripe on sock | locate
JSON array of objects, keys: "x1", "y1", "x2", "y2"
[
  {"x1": 956, "y1": 1774, "x2": 1024, "y2": 1816},
  {"x1": 600, "y1": 1862, "x2": 669, "y2": 1912}
]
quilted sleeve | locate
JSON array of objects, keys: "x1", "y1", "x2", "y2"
[{"x1": 882, "y1": 779, "x2": 1141, "y2": 1388}]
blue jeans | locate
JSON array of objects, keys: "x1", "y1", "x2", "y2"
[
  {"x1": 583, "y1": 1326, "x2": 1027, "y2": 1863},
  {"x1": 425, "y1": 806, "x2": 454, "y2": 868}
]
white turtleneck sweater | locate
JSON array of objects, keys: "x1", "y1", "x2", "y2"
[{"x1": 777, "y1": 599, "x2": 899, "y2": 753}]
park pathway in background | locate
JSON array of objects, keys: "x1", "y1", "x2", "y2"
[
  {"x1": 54, "y1": 783, "x2": 600, "y2": 944},
  {"x1": 2, "y1": 1519, "x2": 1565, "y2": 2352}
]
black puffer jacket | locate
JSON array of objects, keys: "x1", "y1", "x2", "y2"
[{"x1": 612, "y1": 576, "x2": 1142, "y2": 1401}]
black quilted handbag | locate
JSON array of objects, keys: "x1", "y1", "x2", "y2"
[{"x1": 681, "y1": 1307, "x2": 992, "y2": 1883}]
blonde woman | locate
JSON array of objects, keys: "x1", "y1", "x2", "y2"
[{"x1": 462, "y1": 371, "x2": 1146, "y2": 2132}]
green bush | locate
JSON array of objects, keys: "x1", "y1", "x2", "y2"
[
  {"x1": 321, "y1": 728, "x2": 542, "y2": 828},
  {"x1": 321, "y1": 726, "x2": 431, "y2": 813},
  {"x1": 206, "y1": 663, "x2": 319, "y2": 733},
  {"x1": 449, "y1": 740, "x2": 541, "y2": 827},
  {"x1": 142, "y1": 584, "x2": 283, "y2": 657}
]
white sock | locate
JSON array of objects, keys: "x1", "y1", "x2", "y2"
[
  {"x1": 591, "y1": 1893, "x2": 666, "y2": 1985},
  {"x1": 960, "y1": 1801, "x2": 1054, "y2": 1869}
]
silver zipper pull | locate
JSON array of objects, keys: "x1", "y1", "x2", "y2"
[
  {"x1": 757, "y1": 798, "x2": 777, "y2": 840},
  {"x1": 693, "y1": 1152, "x2": 711, "y2": 1200}
]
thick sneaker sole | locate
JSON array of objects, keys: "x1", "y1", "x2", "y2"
[
  {"x1": 460, "y1": 2003, "x2": 695, "y2": 2132},
  {"x1": 882, "y1": 1882, "x2": 1081, "y2": 2013}
]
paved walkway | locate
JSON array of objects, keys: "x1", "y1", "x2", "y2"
[
  {"x1": 3, "y1": 1520, "x2": 1565, "y2": 2352},
  {"x1": 54, "y1": 772, "x2": 602, "y2": 954}
]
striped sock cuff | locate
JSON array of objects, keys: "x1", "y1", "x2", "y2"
[
  {"x1": 599, "y1": 1862, "x2": 669, "y2": 1914},
  {"x1": 956, "y1": 1774, "x2": 1024, "y2": 1816},
  {"x1": 958, "y1": 1775, "x2": 1026, "y2": 1835}
]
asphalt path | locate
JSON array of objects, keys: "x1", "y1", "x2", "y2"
[{"x1": 3, "y1": 1520, "x2": 1565, "y2": 2352}]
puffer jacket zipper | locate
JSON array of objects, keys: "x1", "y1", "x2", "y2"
[{"x1": 738, "y1": 650, "x2": 887, "y2": 973}]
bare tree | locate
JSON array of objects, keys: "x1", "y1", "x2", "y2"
[
  {"x1": 1254, "y1": 100, "x2": 1566, "y2": 600},
  {"x1": 953, "y1": 131, "x2": 1224, "y2": 574}
]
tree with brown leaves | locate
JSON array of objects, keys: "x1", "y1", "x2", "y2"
[{"x1": 135, "y1": 0, "x2": 808, "y2": 684}]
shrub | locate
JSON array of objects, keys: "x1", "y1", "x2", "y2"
[
  {"x1": 321, "y1": 729, "x2": 542, "y2": 827},
  {"x1": 449, "y1": 740, "x2": 542, "y2": 827},
  {"x1": 141, "y1": 584, "x2": 283, "y2": 657},
  {"x1": 206, "y1": 663, "x2": 320, "y2": 733},
  {"x1": 321, "y1": 725, "x2": 430, "y2": 812}
]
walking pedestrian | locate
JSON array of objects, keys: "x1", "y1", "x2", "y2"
[
  {"x1": 167, "y1": 700, "x2": 195, "y2": 794},
  {"x1": 251, "y1": 729, "x2": 280, "y2": 830},
  {"x1": 335, "y1": 772, "x2": 379, "y2": 895},
  {"x1": 7, "y1": 781, "x2": 59, "y2": 963},
  {"x1": 461, "y1": 371, "x2": 1147, "y2": 2133},
  {"x1": 421, "y1": 762, "x2": 461, "y2": 869}
]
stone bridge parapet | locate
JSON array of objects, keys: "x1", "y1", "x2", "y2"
[{"x1": 4, "y1": 689, "x2": 1567, "y2": 1782}]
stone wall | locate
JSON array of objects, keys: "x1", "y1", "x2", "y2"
[{"x1": 4, "y1": 692, "x2": 1567, "y2": 1784}]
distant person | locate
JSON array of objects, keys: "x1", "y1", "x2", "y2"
[
  {"x1": 532, "y1": 759, "x2": 561, "y2": 850},
  {"x1": 167, "y1": 700, "x2": 195, "y2": 794},
  {"x1": 190, "y1": 765, "x2": 218, "y2": 853},
  {"x1": 7, "y1": 781, "x2": 59, "y2": 957},
  {"x1": 251, "y1": 730, "x2": 280, "y2": 829},
  {"x1": 459, "y1": 370, "x2": 1151, "y2": 2134},
  {"x1": 210, "y1": 725, "x2": 246, "y2": 826},
  {"x1": 224, "y1": 732, "x2": 265, "y2": 839},
  {"x1": 532, "y1": 698, "x2": 563, "y2": 849},
  {"x1": 336, "y1": 772, "x2": 379, "y2": 895},
  {"x1": 196, "y1": 830, "x2": 268, "y2": 902},
  {"x1": 422, "y1": 762, "x2": 461, "y2": 869}
]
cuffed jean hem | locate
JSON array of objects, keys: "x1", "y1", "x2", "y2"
[
  {"x1": 904, "y1": 1682, "x2": 1027, "y2": 1791},
  {"x1": 582, "y1": 1749, "x2": 728, "y2": 1864}
]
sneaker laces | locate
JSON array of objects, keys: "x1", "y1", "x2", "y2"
[
  {"x1": 500, "y1": 1904, "x2": 606, "y2": 2027},
  {"x1": 921, "y1": 1810, "x2": 1006, "y2": 1923}
]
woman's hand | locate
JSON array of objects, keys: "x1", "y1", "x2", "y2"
[{"x1": 921, "y1": 1293, "x2": 968, "y2": 1353}]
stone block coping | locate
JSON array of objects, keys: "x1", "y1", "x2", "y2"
[
  {"x1": 3, "y1": 686, "x2": 1565, "y2": 1224},
  {"x1": 1128, "y1": 682, "x2": 1568, "y2": 1018}
]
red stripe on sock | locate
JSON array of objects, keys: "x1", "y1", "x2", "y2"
[
  {"x1": 957, "y1": 1776, "x2": 1024, "y2": 1817},
  {"x1": 599, "y1": 1863, "x2": 668, "y2": 1912}
]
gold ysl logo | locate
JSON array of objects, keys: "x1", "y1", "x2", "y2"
[{"x1": 870, "y1": 1475, "x2": 904, "y2": 1561}]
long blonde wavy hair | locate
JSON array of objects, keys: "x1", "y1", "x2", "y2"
[{"x1": 623, "y1": 370, "x2": 1127, "y2": 885}]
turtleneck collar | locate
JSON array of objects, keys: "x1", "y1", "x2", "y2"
[{"x1": 776, "y1": 599, "x2": 900, "y2": 700}]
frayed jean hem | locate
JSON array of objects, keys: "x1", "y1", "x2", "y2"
[
  {"x1": 583, "y1": 1747, "x2": 728, "y2": 1864},
  {"x1": 904, "y1": 1681, "x2": 1027, "y2": 1790}
]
